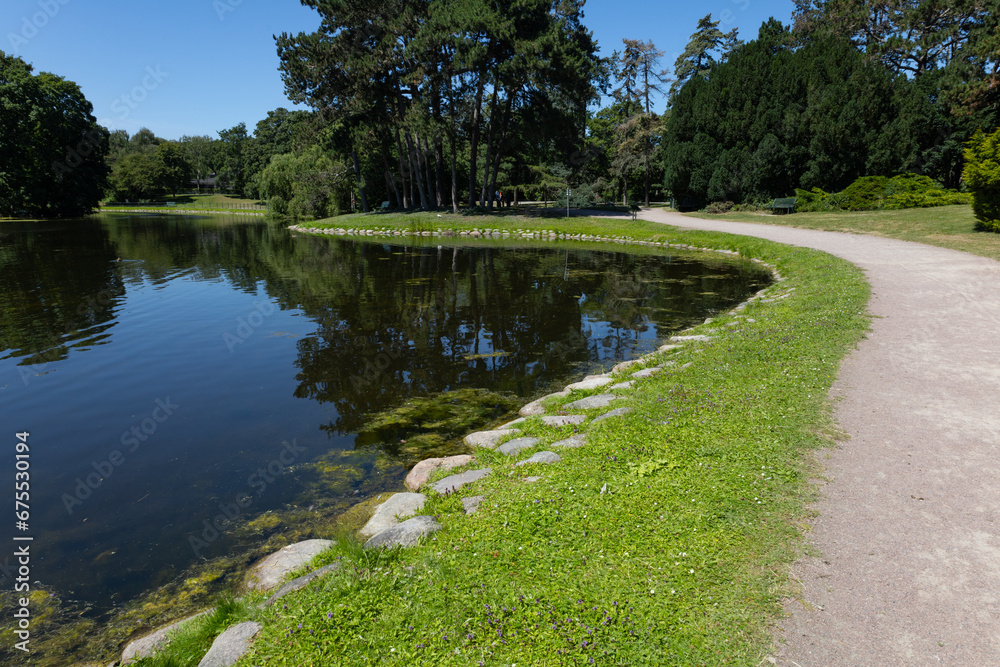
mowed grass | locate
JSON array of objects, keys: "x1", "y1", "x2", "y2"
[
  {"x1": 192, "y1": 213, "x2": 871, "y2": 667},
  {"x1": 101, "y1": 193, "x2": 265, "y2": 211},
  {"x1": 691, "y1": 204, "x2": 1000, "y2": 261}
]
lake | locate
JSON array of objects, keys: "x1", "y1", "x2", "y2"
[{"x1": 0, "y1": 213, "x2": 769, "y2": 662}]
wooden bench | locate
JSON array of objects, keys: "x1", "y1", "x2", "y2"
[{"x1": 770, "y1": 197, "x2": 797, "y2": 214}]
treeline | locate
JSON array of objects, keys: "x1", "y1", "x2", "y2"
[
  {"x1": 274, "y1": 0, "x2": 601, "y2": 213},
  {"x1": 4, "y1": 0, "x2": 999, "y2": 221},
  {"x1": 662, "y1": 1, "x2": 999, "y2": 207}
]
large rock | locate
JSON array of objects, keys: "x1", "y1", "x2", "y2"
[
  {"x1": 265, "y1": 563, "x2": 341, "y2": 606},
  {"x1": 515, "y1": 451, "x2": 562, "y2": 466},
  {"x1": 359, "y1": 493, "x2": 426, "y2": 538},
  {"x1": 462, "y1": 496, "x2": 484, "y2": 515},
  {"x1": 121, "y1": 610, "x2": 211, "y2": 664},
  {"x1": 551, "y1": 434, "x2": 587, "y2": 449},
  {"x1": 197, "y1": 621, "x2": 262, "y2": 667},
  {"x1": 564, "y1": 375, "x2": 613, "y2": 391},
  {"x1": 563, "y1": 394, "x2": 619, "y2": 410},
  {"x1": 245, "y1": 539, "x2": 334, "y2": 592},
  {"x1": 364, "y1": 515, "x2": 442, "y2": 549},
  {"x1": 631, "y1": 367, "x2": 662, "y2": 378},
  {"x1": 405, "y1": 455, "x2": 472, "y2": 490},
  {"x1": 430, "y1": 467, "x2": 492, "y2": 494},
  {"x1": 611, "y1": 358, "x2": 644, "y2": 374},
  {"x1": 610, "y1": 381, "x2": 634, "y2": 390},
  {"x1": 464, "y1": 429, "x2": 517, "y2": 449},
  {"x1": 498, "y1": 437, "x2": 541, "y2": 456},
  {"x1": 669, "y1": 334, "x2": 712, "y2": 343},
  {"x1": 592, "y1": 407, "x2": 634, "y2": 423},
  {"x1": 519, "y1": 390, "x2": 570, "y2": 416},
  {"x1": 541, "y1": 415, "x2": 586, "y2": 427}
]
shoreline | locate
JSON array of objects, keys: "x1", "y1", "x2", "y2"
[
  {"x1": 23, "y1": 212, "x2": 869, "y2": 666},
  {"x1": 106, "y1": 221, "x2": 784, "y2": 664}
]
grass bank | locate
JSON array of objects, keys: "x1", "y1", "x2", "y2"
[
  {"x1": 691, "y1": 204, "x2": 1000, "y2": 262},
  {"x1": 136, "y1": 211, "x2": 870, "y2": 666},
  {"x1": 101, "y1": 193, "x2": 266, "y2": 214}
]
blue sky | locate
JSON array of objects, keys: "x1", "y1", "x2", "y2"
[{"x1": 2, "y1": 0, "x2": 795, "y2": 140}]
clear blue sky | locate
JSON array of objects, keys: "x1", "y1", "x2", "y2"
[{"x1": 2, "y1": 0, "x2": 795, "y2": 141}]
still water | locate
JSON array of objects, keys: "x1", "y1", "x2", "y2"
[{"x1": 0, "y1": 213, "x2": 768, "y2": 657}]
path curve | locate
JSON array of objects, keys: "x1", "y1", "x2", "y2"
[{"x1": 598, "y1": 208, "x2": 1000, "y2": 665}]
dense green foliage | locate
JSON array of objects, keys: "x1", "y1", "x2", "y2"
[
  {"x1": 963, "y1": 128, "x2": 1000, "y2": 231},
  {"x1": 108, "y1": 138, "x2": 193, "y2": 201},
  {"x1": 258, "y1": 145, "x2": 350, "y2": 219},
  {"x1": 274, "y1": 0, "x2": 602, "y2": 213},
  {"x1": 663, "y1": 21, "x2": 935, "y2": 206},
  {"x1": 0, "y1": 51, "x2": 108, "y2": 218},
  {"x1": 795, "y1": 174, "x2": 971, "y2": 212}
]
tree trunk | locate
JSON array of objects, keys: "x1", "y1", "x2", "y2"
[
  {"x1": 394, "y1": 128, "x2": 410, "y2": 208},
  {"x1": 351, "y1": 148, "x2": 370, "y2": 213},
  {"x1": 421, "y1": 135, "x2": 435, "y2": 207},
  {"x1": 407, "y1": 132, "x2": 430, "y2": 209},
  {"x1": 449, "y1": 131, "x2": 459, "y2": 212},
  {"x1": 434, "y1": 135, "x2": 445, "y2": 207},
  {"x1": 488, "y1": 92, "x2": 515, "y2": 208},
  {"x1": 480, "y1": 88, "x2": 500, "y2": 209},
  {"x1": 644, "y1": 150, "x2": 651, "y2": 207},
  {"x1": 467, "y1": 70, "x2": 486, "y2": 207}
]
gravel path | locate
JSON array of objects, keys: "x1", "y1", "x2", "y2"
[{"x1": 598, "y1": 208, "x2": 1000, "y2": 665}]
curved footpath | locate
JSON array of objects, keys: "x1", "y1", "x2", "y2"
[{"x1": 612, "y1": 208, "x2": 1000, "y2": 665}]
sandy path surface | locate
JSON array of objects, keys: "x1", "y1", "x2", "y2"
[{"x1": 594, "y1": 208, "x2": 1000, "y2": 665}]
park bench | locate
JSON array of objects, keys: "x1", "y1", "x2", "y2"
[
  {"x1": 628, "y1": 201, "x2": 641, "y2": 220},
  {"x1": 770, "y1": 197, "x2": 797, "y2": 214},
  {"x1": 380, "y1": 201, "x2": 391, "y2": 210}
]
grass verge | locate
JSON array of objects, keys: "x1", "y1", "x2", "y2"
[
  {"x1": 101, "y1": 193, "x2": 266, "y2": 214},
  {"x1": 203, "y1": 211, "x2": 871, "y2": 666},
  {"x1": 690, "y1": 204, "x2": 1000, "y2": 262}
]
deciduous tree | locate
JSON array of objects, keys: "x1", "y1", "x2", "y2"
[{"x1": 0, "y1": 51, "x2": 108, "y2": 218}]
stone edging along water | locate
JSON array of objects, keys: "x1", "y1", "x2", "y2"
[{"x1": 109, "y1": 222, "x2": 788, "y2": 667}]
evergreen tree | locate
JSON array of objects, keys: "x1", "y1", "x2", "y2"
[
  {"x1": 662, "y1": 20, "x2": 932, "y2": 205},
  {"x1": 612, "y1": 39, "x2": 671, "y2": 205},
  {"x1": 670, "y1": 15, "x2": 729, "y2": 98}
]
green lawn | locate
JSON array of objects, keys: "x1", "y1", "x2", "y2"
[
  {"x1": 102, "y1": 193, "x2": 265, "y2": 212},
  {"x1": 691, "y1": 204, "x2": 1000, "y2": 262}
]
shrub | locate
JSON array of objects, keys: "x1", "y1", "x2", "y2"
[
  {"x1": 964, "y1": 129, "x2": 1000, "y2": 232},
  {"x1": 794, "y1": 187, "x2": 833, "y2": 212},
  {"x1": 703, "y1": 201, "x2": 735, "y2": 214},
  {"x1": 796, "y1": 174, "x2": 970, "y2": 212},
  {"x1": 832, "y1": 176, "x2": 889, "y2": 210}
]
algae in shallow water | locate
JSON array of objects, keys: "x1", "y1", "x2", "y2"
[{"x1": 354, "y1": 387, "x2": 521, "y2": 463}]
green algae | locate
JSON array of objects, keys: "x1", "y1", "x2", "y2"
[{"x1": 354, "y1": 387, "x2": 521, "y2": 465}]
